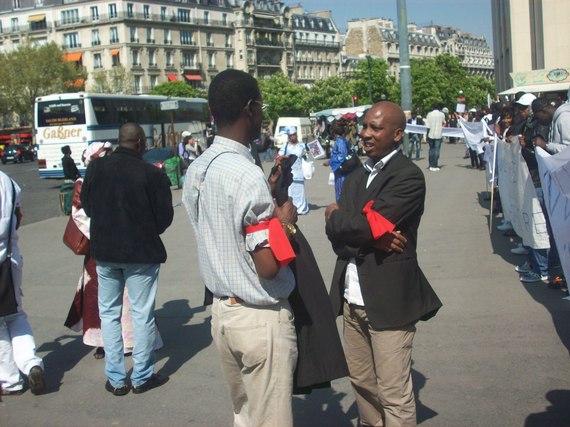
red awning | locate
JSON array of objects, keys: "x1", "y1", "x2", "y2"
[
  {"x1": 63, "y1": 52, "x2": 82, "y2": 62},
  {"x1": 184, "y1": 74, "x2": 202, "y2": 81},
  {"x1": 167, "y1": 73, "x2": 178, "y2": 82}
]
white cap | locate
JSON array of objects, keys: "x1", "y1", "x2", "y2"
[
  {"x1": 516, "y1": 93, "x2": 537, "y2": 107},
  {"x1": 181, "y1": 131, "x2": 191, "y2": 138},
  {"x1": 442, "y1": 107, "x2": 449, "y2": 114}
]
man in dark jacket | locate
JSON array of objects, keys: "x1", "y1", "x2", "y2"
[
  {"x1": 61, "y1": 145, "x2": 80, "y2": 181},
  {"x1": 325, "y1": 102, "x2": 442, "y2": 427},
  {"x1": 81, "y1": 123, "x2": 173, "y2": 396}
]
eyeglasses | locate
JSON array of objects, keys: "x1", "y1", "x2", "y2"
[{"x1": 247, "y1": 99, "x2": 267, "y2": 111}]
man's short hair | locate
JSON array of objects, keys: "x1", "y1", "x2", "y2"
[
  {"x1": 531, "y1": 97, "x2": 552, "y2": 115},
  {"x1": 208, "y1": 69, "x2": 260, "y2": 128},
  {"x1": 61, "y1": 145, "x2": 71, "y2": 155}
]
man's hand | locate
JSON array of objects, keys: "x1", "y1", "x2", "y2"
[
  {"x1": 274, "y1": 198, "x2": 297, "y2": 225},
  {"x1": 325, "y1": 203, "x2": 339, "y2": 221},
  {"x1": 372, "y1": 231, "x2": 407, "y2": 253},
  {"x1": 533, "y1": 135, "x2": 547, "y2": 149}
]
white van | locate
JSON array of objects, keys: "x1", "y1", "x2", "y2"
[{"x1": 273, "y1": 117, "x2": 313, "y2": 148}]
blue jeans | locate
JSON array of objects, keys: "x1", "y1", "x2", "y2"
[
  {"x1": 407, "y1": 134, "x2": 421, "y2": 160},
  {"x1": 96, "y1": 262, "x2": 159, "y2": 387},
  {"x1": 427, "y1": 138, "x2": 442, "y2": 168}
]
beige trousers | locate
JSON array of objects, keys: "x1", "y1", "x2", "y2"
[
  {"x1": 343, "y1": 303, "x2": 417, "y2": 427},
  {"x1": 211, "y1": 297, "x2": 297, "y2": 427}
]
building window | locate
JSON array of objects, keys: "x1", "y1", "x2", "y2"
[
  {"x1": 180, "y1": 31, "x2": 193, "y2": 45},
  {"x1": 161, "y1": 7, "x2": 166, "y2": 21},
  {"x1": 130, "y1": 27, "x2": 138, "y2": 42},
  {"x1": 150, "y1": 75, "x2": 158, "y2": 90},
  {"x1": 134, "y1": 75, "x2": 141, "y2": 93},
  {"x1": 91, "y1": 6, "x2": 99, "y2": 21},
  {"x1": 91, "y1": 29, "x2": 100, "y2": 46},
  {"x1": 146, "y1": 27, "x2": 154, "y2": 43},
  {"x1": 109, "y1": 4, "x2": 118, "y2": 19},
  {"x1": 127, "y1": 3, "x2": 133, "y2": 18},
  {"x1": 182, "y1": 52, "x2": 195, "y2": 67},
  {"x1": 164, "y1": 29, "x2": 171, "y2": 44},
  {"x1": 225, "y1": 34, "x2": 231, "y2": 48},
  {"x1": 132, "y1": 50, "x2": 140, "y2": 66},
  {"x1": 11, "y1": 18, "x2": 18, "y2": 32},
  {"x1": 166, "y1": 51, "x2": 173, "y2": 67},
  {"x1": 222, "y1": 13, "x2": 227, "y2": 26},
  {"x1": 203, "y1": 11, "x2": 209, "y2": 24},
  {"x1": 206, "y1": 32, "x2": 213, "y2": 47},
  {"x1": 61, "y1": 9, "x2": 79, "y2": 25},
  {"x1": 149, "y1": 49, "x2": 156, "y2": 66},
  {"x1": 0, "y1": 21, "x2": 3, "y2": 33},
  {"x1": 178, "y1": 9, "x2": 190, "y2": 23},
  {"x1": 13, "y1": 0, "x2": 21, "y2": 9},
  {"x1": 226, "y1": 53, "x2": 233, "y2": 67},
  {"x1": 110, "y1": 27, "x2": 119, "y2": 43},
  {"x1": 143, "y1": 5, "x2": 150, "y2": 19},
  {"x1": 93, "y1": 53, "x2": 102, "y2": 68},
  {"x1": 239, "y1": 49, "x2": 243, "y2": 60},
  {"x1": 63, "y1": 32, "x2": 79, "y2": 48},
  {"x1": 208, "y1": 52, "x2": 215, "y2": 68}
]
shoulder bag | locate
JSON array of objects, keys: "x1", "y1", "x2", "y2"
[
  {"x1": 338, "y1": 139, "x2": 361, "y2": 174},
  {"x1": 63, "y1": 211, "x2": 90, "y2": 256}
]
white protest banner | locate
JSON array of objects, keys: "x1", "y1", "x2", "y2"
[
  {"x1": 459, "y1": 117, "x2": 485, "y2": 152},
  {"x1": 497, "y1": 138, "x2": 550, "y2": 249},
  {"x1": 404, "y1": 124, "x2": 463, "y2": 138},
  {"x1": 536, "y1": 146, "x2": 570, "y2": 283}
]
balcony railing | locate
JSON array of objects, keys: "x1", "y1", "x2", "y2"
[{"x1": 295, "y1": 39, "x2": 340, "y2": 49}]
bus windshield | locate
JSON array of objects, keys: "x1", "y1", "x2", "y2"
[{"x1": 37, "y1": 100, "x2": 86, "y2": 127}]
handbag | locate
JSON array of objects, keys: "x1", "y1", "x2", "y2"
[
  {"x1": 63, "y1": 214, "x2": 90, "y2": 256},
  {"x1": 338, "y1": 139, "x2": 361, "y2": 174},
  {"x1": 301, "y1": 159, "x2": 314, "y2": 180},
  {"x1": 0, "y1": 179, "x2": 19, "y2": 316}
]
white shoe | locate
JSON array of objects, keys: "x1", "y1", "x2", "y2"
[
  {"x1": 497, "y1": 221, "x2": 513, "y2": 231},
  {"x1": 510, "y1": 244, "x2": 528, "y2": 255}
]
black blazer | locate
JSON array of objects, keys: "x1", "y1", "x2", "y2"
[{"x1": 326, "y1": 152, "x2": 442, "y2": 329}]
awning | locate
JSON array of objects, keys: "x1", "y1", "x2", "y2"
[
  {"x1": 110, "y1": 49, "x2": 120, "y2": 56},
  {"x1": 498, "y1": 82, "x2": 570, "y2": 96},
  {"x1": 167, "y1": 73, "x2": 178, "y2": 82},
  {"x1": 28, "y1": 14, "x2": 46, "y2": 22},
  {"x1": 184, "y1": 74, "x2": 202, "y2": 81},
  {"x1": 63, "y1": 52, "x2": 82, "y2": 62}
]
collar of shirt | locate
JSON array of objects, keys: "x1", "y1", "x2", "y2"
[
  {"x1": 364, "y1": 149, "x2": 399, "y2": 188},
  {"x1": 212, "y1": 135, "x2": 256, "y2": 163}
]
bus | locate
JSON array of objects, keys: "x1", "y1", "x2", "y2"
[{"x1": 34, "y1": 92, "x2": 209, "y2": 178}]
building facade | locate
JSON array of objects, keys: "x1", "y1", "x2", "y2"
[
  {"x1": 0, "y1": 0, "x2": 340, "y2": 92},
  {"x1": 491, "y1": 0, "x2": 570, "y2": 93},
  {"x1": 342, "y1": 18, "x2": 493, "y2": 80}
]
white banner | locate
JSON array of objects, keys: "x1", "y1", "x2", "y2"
[
  {"x1": 404, "y1": 124, "x2": 463, "y2": 138},
  {"x1": 536, "y1": 146, "x2": 570, "y2": 283},
  {"x1": 459, "y1": 117, "x2": 486, "y2": 153},
  {"x1": 497, "y1": 138, "x2": 550, "y2": 249}
]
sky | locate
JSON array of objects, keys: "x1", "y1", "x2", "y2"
[{"x1": 286, "y1": 0, "x2": 494, "y2": 48}]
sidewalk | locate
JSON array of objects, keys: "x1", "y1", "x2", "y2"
[{"x1": 2, "y1": 142, "x2": 570, "y2": 426}]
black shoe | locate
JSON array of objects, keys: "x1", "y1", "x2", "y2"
[
  {"x1": 105, "y1": 380, "x2": 130, "y2": 396},
  {"x1": 29, "y1": 366, "x2": 45, "y2": 395},
  {"x1": 132, "y1": 373, "x2": 169, "y2": 394},
  {"x1": 1, "y1": 388, "x2": 24, "y2": 396}
]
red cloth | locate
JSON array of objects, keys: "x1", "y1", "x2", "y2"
[
  {"x1": 362, "y1": 201, "x2": 395, "y2": 239},
  {"x1": 245, "y1": 218, "x2": 296, "y2": 268}
]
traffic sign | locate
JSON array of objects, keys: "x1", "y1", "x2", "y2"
[{"x1": 160, "y1": 100, "x2": 179, "y2": 111}]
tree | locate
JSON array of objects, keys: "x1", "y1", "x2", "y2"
[
  {"x1": 0, "y1": 41, "x2": 83, "y2": 125},
  {"x1": 258, "y1": 73, "x2": 306, "y2": 122},
  {"x1": 150, "y1": 81, "x2": 206, "y2": 98},
  {"x1": 351, "y1": 58, "x2": 399, "y2": 105},
  {"x1": 304, "y1": 76, "x2": 355, "y2": 114},
  {"x1": 90, "y1": 65, "x2": 135, "y2": 94}
]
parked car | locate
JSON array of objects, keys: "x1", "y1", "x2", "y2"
[
  {"x1": 0, "y1": 144, "x2": 35, "y2": 164},
  {"x1": 142, "y1": 147, "x2": 182, "y2": 188}
]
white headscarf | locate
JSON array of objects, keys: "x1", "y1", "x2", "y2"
[{"x1": 82, "y1": 142, "x2": 113, "y2": 166}]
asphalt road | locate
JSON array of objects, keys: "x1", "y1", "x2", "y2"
[{"x1": 0, "y1": 160, "x2": 63, "y2": 224}]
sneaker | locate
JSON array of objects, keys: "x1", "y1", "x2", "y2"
[
  {"x1": 132, "y1": 373, "x2": 169, "y2": 394},
  {"x1": 105, "y1": 380, "x2": 130, "y2": 396},
  {"x1": 497, "y1": 221, "x2": 513, "y2": 231},
  {"x1": 515, "y1": 261, "x2": 532, "y2": 274},
  {"x1": 28, "y1": 366, "x2": 45, "y2": 395},
  {"x1": 520, "y1": 272, "x2": 548, "y2": 283},
  {"x1": 510, "y1": 244, "x2": 528, "y2": 255}
]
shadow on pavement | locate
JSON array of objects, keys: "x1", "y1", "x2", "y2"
[
  {"x1": 293, "y1": 388, "x2": 356, "y2": 427},
  {"x1": 413, "y1": 367, "x2": 439, "y2": 424},
  {"x1": 154, "y1": 299, "x2": 212, "y2": 376},
  {"x1": 37, "y1": 334, "x2": 91, "y2": 394},
  {"x1": 525, "y1": 389, "x2": 570, "y2": 426}
]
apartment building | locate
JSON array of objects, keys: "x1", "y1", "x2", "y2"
[
  {"x1": 342, "y1": 18, "x2": 493, "y2": 80},
  {"x1": 0, "y1": 0, "x2": 341, "y2": 93}
]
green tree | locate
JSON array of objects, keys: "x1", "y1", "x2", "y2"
[
  {"x1": 150, "y1": 81, "x2": 206, "y2": 98},
  {"x1": 0, "y1": 41, "x2": 83, "y2": 125},
  {"x1": 258, "y1": 73, "x2": 307, "y2": 122},
  {"x1": 351, "y1": 58, "x2": 399, "y2": 105},
  {"x1": 410, "y1": 57, "x2": 445, "y2": 114},
  {"x1": 303, "y1": 76, "x2": 355, "y2": 114},
  {"x1": 90, "y1": 65, "x2": 134, "y2": 94}
]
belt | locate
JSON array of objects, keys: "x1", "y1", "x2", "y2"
[{"x1": 219, "y1": 296, "x2": 243, "y2": 305}]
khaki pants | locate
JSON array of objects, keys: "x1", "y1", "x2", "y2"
[
  {"x1": 343, "y1": 303, "x2": 417, "y2": 427},
  {"x1": 211, "y1": 297, "x2": 297, "y2": 427}
]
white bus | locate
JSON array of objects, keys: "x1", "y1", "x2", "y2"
[{"x1": 34, "y1": 92, "x2": 209, "y2": 178}]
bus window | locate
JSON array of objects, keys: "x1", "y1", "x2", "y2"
[
  {"x1": 92, "y1": 99, "x2": 115, "y2": 125},
  {"x1": 37, "y1": 100, "x2": 86, "y2": 127}
]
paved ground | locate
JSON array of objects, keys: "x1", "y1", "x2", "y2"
[{"x1": 2, "y1": 142, "x2": 570, "y2": 426}]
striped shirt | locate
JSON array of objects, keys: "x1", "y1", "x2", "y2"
[{"x1": 182, "y1": 136, "x2": 295, "y2": 305}]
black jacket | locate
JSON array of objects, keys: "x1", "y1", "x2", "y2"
[
  {"x1": 326, "y1": 152, "x2": 442, "y2": 329},
  {"x1": 62, "y1": 155, "x2": 80, "y2": 180},
  {"x1": 80, "y1": 147, "x2": 173, "y2": 264}
]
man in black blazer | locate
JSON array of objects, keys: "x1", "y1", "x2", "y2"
[{"x1": 325, "y1": 102, "x2": 442, "y2": 427}]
